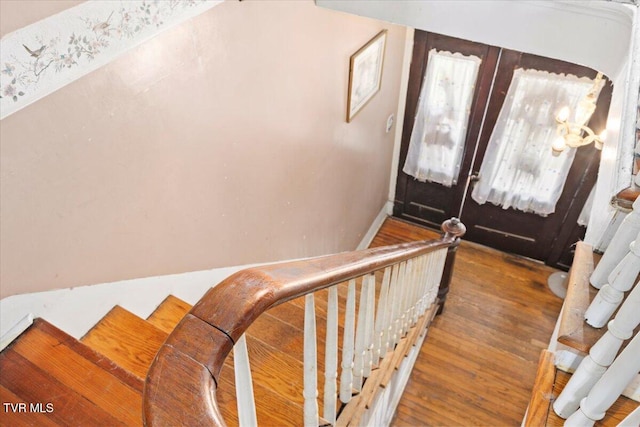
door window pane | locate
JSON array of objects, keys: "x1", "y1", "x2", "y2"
[
  {"x1": 471, "y1": 69, "x2": 602, "y2": 216},
  {"x1": 403, "y1": 49, "x2": 481, "y2": 186}
]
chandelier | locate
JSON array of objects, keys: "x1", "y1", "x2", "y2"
[{"x1": 551, "y1": 72, "x2": 607, "y2": 155}]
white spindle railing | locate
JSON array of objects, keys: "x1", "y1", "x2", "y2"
[
  {"x1": 145, "y1": 218, "x2": 465, "y2": 427},
  {"x1": 590, "y1": 197, "x2": 640, "y2": 289},
  {"x1": 553, "y1": 279, "x2": 640, "y2": 418},
  {"x1": 234, "y1": 334, "x2": 258, "y2": 426},
  {"x1": 388, "y1": 263, "x2": 402, "y2": 350},
  {"x1": 363, "y1": 273, "x2": 376, "y2": 379},
  {"x1": 230, "y1": 244, "x2": 455, "y2": 426},
  {"x1": 564, "y1": 331, "x2": 640, "y2": 426},
  {"x1": 585, "y1": 231, "x2": 640, "y2": 328},
  {"x1": 400, "y1": 259, "x2": 413, "y2": 336},
  {"x1": 373, "y1": 267, "x2": 392, "y2": 365},
  {"x1": 340, "y1": 279, "x2": 356, "y2": 404},
  {"x1": 353, "y1": 276, "x2": 369, "y2": 393},
  {"x1": 323, "y1": 286, "x2": 338, "y2": 425},
  {"x1": 304, "y1": 293, "x2": 319, "y2": 427},
  {"x1": 431, "y1": 249, "x2": 448, "y2": 309},
  {"x1": 394, "y1": 261, "x2": 407, "y2": 346},
  {"x1": 312, "y1": 248, "x2": 449, "y2": 424}
]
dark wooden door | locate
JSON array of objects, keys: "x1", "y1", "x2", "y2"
[
  {"x1": 459, "y1": 50, "x2": 612, "y2": 267},
  {"x1": 394, "y1": 31, "x2": 613, "y2": 269},
  {"x1": 393, "y1": 32, "x2": 500, "y2": 229}
]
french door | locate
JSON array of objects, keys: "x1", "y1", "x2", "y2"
[{"x1": 393, "y1": 31, "x2": 612, "y2": 269}]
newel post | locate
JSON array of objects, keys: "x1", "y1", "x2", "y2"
[{"x1": 438, "y1": 217, "x2": 466, "y2": 315}]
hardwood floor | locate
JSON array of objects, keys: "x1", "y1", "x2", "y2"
[{"x1": 375, "y1": 218, "x2": 564, "y2": 427}]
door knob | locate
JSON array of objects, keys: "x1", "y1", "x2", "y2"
[{"x1": 469, "y1": 173, "x2": 481, "y2": 182}]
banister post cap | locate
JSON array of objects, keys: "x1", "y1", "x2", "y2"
[{"x1": 442, "y1": 217, "x2": 466, "y2": 238}]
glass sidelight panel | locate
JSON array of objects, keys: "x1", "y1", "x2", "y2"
[
  {"x1": 403, "y1": 49, "x2": 481, "y2": 187},
  {"x1": 471, "y1": 69, "x2": 603, "y2": 216}
]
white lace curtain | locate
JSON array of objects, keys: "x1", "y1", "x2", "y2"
[
  {"x1": 403, "y1": 49, "x2": 481, "y2": 186},
  {"x1": 471, "y1": 69, "x2": 602, "y2": 216}
]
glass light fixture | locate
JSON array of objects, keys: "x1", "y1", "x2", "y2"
[{"x1": 552, "y1": 73, "x2": 607, "y2": 156}]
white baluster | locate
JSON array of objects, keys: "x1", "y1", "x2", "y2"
[
  {"x1": 426, "y1": 249, "x2": 447, "y2": 309},
  {"x1": 323, "y1": 286, "x2": 338, "y2": 425},
  {"x1": 412, "y1": 255, "x2": 424, "y2": 320},
  {"x1": 397, "y1": 261, "x2": 409, "y2": 339},
  {"x1": 434, "y1": 249, "x2": 448, "y2": 305},
  {"x1": 591, "y1": 197, "x2": 640, "y2": 289},
  {"x1": 388, "y1": 263, "x2": 402, "y2": 348},
  {"x1": 565, "y1": 332, "x2": 640, "y2": 426},
  {"x1": 554, "y1": 279, "x2": 640, "y2": 418},
  {"x1": 373, "y1": 267, "x2": 391, "y2": 364},
  {"x1": 303, "y1": 294, "x2": 319, "y2": 427},
  {"x1": 234, "y1": 334, "x2": 258, "y2": 427},
  {"x1": 417, "y1": 254, "x2": 430, "y2": 317},
  {"x1": 363, "y1": 273, "x2": 376, "y2": 378},
  {"x1": 340, "y1": 279, "x2": 356, "y2": 403},
  {"x1": 404, "y1": 257, "x2": 415, "y2": 328},
  {"x1": 585, "y1": 231, "x2": 640, "y2": 328},
  {"x1": 420, "y1": 252, "x2": 436, "y2": 313},
  {"x1": 353, "y1": 276, "x2": 369, "y2": 392},
  {"x1": 408, "y1": 256, "x2": 421, "y2": 326}
]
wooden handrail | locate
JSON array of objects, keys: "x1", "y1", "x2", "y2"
[{"x1": 143, "y1": 218, "x2": 466, "y2": 426}]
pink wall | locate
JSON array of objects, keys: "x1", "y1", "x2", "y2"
[{"x1": 0, "y1": 1, "x2": 406, "y2": 298}]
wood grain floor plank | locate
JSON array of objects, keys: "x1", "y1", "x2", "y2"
[
  {"x1": 384, "y1": 217, "x2": 564, "y2": 427},
  {"x1": 146, "y1": 295, "x2": 192, "y2": 334},
  {"x1": 0, "y1": 349, "x2": 125, "y2": 426},
  {"x1": 81, "y1": 306, "x2": 167, "y2": 379},
  {"x1": 10, "y1": 323, "x2": 142, "y2": 425},
  {"x1": 34, "y1": 320, "x2": 143, "y2": 393},
  {"x1": 0, "y1": 385, "x2": 60, "y2": 427}
]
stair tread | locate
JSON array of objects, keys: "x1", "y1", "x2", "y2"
[
  {"x1": 0, "y1": 347, "x2": 127, "y2": 426},
  {"x1": 5, "y1": 319, "x2": 143, "y2": 425},
  {"x1": 143, "y1": 293, "x2": 307, "y2": 424},
  {"x1": 217, "y1": 363, "x2": 304, "y2": 427},
  {"x1": 147, "y1": 295, "x2": 192, "y2": 333},
  {"x1": 131, "y1": 293, "x2": 307, "y2": 425},
  {"x1": 0, "y1": 384, "x2": 60, "y2": 427},
  {"x1": 81, "y1": 305, "x2": 167, "y2": 379}
]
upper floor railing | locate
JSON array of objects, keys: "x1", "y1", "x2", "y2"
[
  {"x1": 554, "y1": 196, "x2": 640, "y2": 425},
  {"x1": 142, "y1": 218, "x2": 466, "y2": 426}
]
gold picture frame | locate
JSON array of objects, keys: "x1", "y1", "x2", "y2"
[{"x1": 347, "y1": 30, "x2": 387, "y2": 122}]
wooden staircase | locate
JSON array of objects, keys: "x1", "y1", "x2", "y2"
[
  {"x1": 0, "y1": 218, "x2": 464, "y2": 427},
  {"x1": 524, "y1": 243, "x2": 639, "y2": 427},
  {"x1": 1, "y1": 287, "x2": 443, "y2": 427},
  {"x1": 0, "y1": 294, "x2": 315, "y2": 426},
  {"x1": 8, "y1": 216, "x2": 635, "y2": 426},
  {"x1": 1, "y1": 284, "x2": 443, "y2": 426}
]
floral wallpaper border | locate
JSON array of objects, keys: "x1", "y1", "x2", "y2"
[{"x1": 0, "y1": 0, "x2": 223, "y2": 120}]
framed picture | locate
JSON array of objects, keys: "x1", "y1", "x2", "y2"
[{"x1": 347, "y1": 30, "x2": 387, "y2": 122}]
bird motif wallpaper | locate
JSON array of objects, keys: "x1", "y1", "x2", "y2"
[{"x1": 0, "y1": 0, "x2": 223, "y2": 120}]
